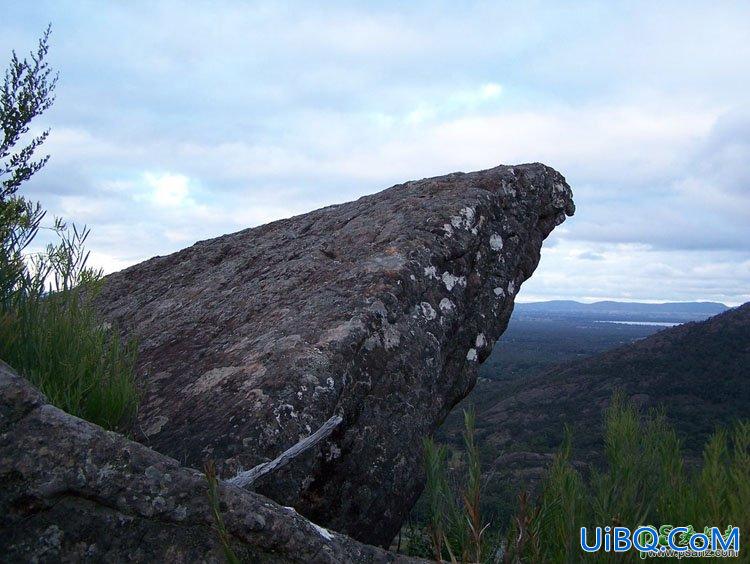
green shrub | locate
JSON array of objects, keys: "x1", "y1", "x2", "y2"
[
  {"x1": 0, "y1": 224, "x2": 139, "y2": 432},
  {"x1": 0, "y1": 28, "x2": 139, "y2": 433},
  {"x1": 505, "y1": 394, "x2": 750, "y2": 562},
  {"x1": 422, "y1": 406, "x2": 499, "y2": 562},
  {"x1": 414, "y1": 395, "x2": 749, "y2": 562}
]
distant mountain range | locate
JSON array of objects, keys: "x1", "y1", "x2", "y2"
[
  {"x1": 435, "y1": 302, "x2": 749, "y2": 524},
  {"x1": 515, "y1": 300, "x2": 729, "y2": 321}
]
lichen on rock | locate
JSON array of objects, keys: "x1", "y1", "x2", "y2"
[{"x1": 87, "y1": 163, "x2": 574, "y2": 547}]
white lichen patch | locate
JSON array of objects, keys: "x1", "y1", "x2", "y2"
[
  {"x1": 442, "y1": 271, "x2": 467, "y2": 291},
  {"x1": 365, "y1": 251, "x2": 406, "y2": 274},
  {"x1": 449, "y1": 206, "x2": 477, "y2": 232},
  {"x1": 96, "y1": 463, "x2": 117, "y2": 483},
  {"x1": 461, "y1": 206, "x2": 475, "y2": 224},
  {"x1": 466, "y1": 348, "x2": 478, "y2": 361},
  {"x1": 439, "y1": 298, "x2": 454, "y2": 313},
  {"x1": 326, "y1": 443, "x2": 342, "y2": 462},
  {"x1": 273, "y1": 403, "x2": 299, "y2": 425},
  {"x1": 317, "y1": 319, "x2": 365, "y2": 346},
  {"x1": 424, "y1": 265, "x2": 439, "y2": 279},
  {"x1": 443, "y1": 223, "x2": 454, "y2": 237},
  {"x1": 508, "y1": 281, "x2": 516, "y2": 295},
  {"x1": 191, "y1": 366, "x2": 239, "y2": 395},
  {"x1": 39, "y1": 525, "x2": 63, "y2": 550},
  {"x1": 493, "y1": 287, "x2": 505, "y2": 298},
  {"x1": 471, "y1": 214, "x2": 486, "y2": 235},
  {"x1": 312, "y1": 522, "x2": 334, "y2": 541},
  {"x1": 489, "y1": 233, "x2": 504, "y2": 251},
  {"x1": 419, "y1": 302, "x2": 437, "y2": 320},
  {"x1": 475, "y1": 333, "x2": 486, "y2": 348}
]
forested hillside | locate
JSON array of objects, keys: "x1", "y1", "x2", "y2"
[{"x1": 431, "y1": 303, "x2": 750, "y2": 526}]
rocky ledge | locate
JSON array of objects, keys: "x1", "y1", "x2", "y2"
[
  {"x1": 89, "y1": 163, "x2": 574, "y2": 547},
  {"x1": 0, "y1": 361, "x2": 423, "y2": 563}
]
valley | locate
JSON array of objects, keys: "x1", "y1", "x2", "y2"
[{"x1": 409, "y1": 300, "x2": 744, "y2": 530}]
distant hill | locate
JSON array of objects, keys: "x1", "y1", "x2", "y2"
[
  {"x1": 515, "y1": 300, "x2": 729, "y2": 321},
  {"x1": 478, "y1": 314, "x2": 664, "y2": 381},
  {"x1": 435, "y1": 302, "x2": 749, "y2": 524},
  {"x1": 478, "y1": 300, "x2": 728, "y2": 381}
]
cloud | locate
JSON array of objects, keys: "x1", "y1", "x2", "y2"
[
  {"x1": 577, "y1": 251, "x2": 605, "y2": 261},
  {"x1": 518, "y1": 240, "x2": 750, "y2": 306},
  {"x1": 143, "y1": 173, "x2": 191, "y2": 208},
  {"x1": 561, "y1": 110, "x2": 750, "y2": 254},
  {"x1": 2, "y1": 1, "x2": 749, "y2": 305},
  {"x1": 405, "y1": 82, "x2": 504, "y2": 125}
]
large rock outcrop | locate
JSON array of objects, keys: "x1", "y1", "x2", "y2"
[
  {"x1": 94, "y1": 163, "x2": 574, "y2": 546},
  {"x1": 0, "y1": 361, "x2": 421, "y2": 563}
]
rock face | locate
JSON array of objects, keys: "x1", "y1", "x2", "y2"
[
  {"x1": 94, "y1": 163, "x2": 574, "y2": 546},
  {"x1": 0, "y1": 361, "x2": 422, "y2": 563}
]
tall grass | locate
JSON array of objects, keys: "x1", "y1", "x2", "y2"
[
  {"x1": 504, "y1": 394, "x2": 750, "y2": 562},
  {"x1": 415, "y1": 395, "x2": 749, "y2": 562},
  {"x1": 0, "y1": 223, "x2": 138, "y2": 432},
  {"x1": 204, "y1": 460, "x2": 241, "y2": 564},
  {"x1": 0, "y1": 286, "x2": 138, "y2": 431},
  {"x1": 423, "y1": 407, "x2": 495, "y2": 562}
]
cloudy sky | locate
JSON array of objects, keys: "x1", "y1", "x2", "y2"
[{"x1": 3, "y1": 1, "x2": 749, "y2": 305}]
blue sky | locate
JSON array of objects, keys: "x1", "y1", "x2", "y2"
[{"x1": 3, "y1": 1, "x2": 749, "y2": 305}]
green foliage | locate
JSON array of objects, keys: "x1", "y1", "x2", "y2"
[
  {"x1": 462, "y1": 408, "x2": 490, "y2": 563},
  {"x1": 423, "y1": 437, "x2": 460, "y2": 561},
  {"x1": 421, "y1": 406, "x2": 498, "y2": 563},
  {"x1": 413, "y1": 396, "x2": 749, "y2": 562},
  {"x1": 0, "y1": 223, "x2": 139, "y2": 432},
  {"x1": 204, "y1": 461, "x2": 241, "y2": 564},
  {"x1": 505, "y1": 394, "x2": 750, "y2": 562},
  {"x1": 0, "y1": 28, "x2": 138, "y2": 433},
  {"x1": 1, "y1": 24, "x2": 57, "y2": 198},
  {"x1": 478, "y1": 316, "x2": 660, "y2": 381},
  {"x1": 0, "y1": 196, "x2": 44, "y2": 302},
  {"x1": 438, "y1": 304, "x2": 750, "y2": 532},
  {"x1": 1, "y1": 26, "x2": 55, "y2": 306}
]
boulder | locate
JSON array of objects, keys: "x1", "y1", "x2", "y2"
[
  {"x1": 94, "y1": 163, "x2": 574, "y2": 546},
  {"x1": 0, "y1": 361, "x2": 422, "y2": 563}
]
